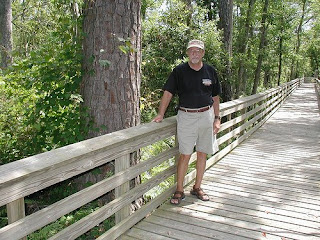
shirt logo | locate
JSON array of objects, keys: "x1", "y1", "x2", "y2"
[{"x1": 202, "y1": 79, "x2": 212, "y2": 86}]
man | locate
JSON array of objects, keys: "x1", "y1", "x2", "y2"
[{"x1": 153, "y1": 39, "x2": 222, "y2": 205}]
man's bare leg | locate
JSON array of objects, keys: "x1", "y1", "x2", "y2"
[
  {"x1": 171, "y1": 154, "x2": 191, "y2": 204},
  {"x1": 191, "y1": 151, "x2": 209, "y2": 201},
  {"x1": 194, "y1": 151, "x2": 207, "y2": 188}
]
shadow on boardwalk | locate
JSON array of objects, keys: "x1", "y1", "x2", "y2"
[{"x1": 120, "y1": 83, "x2": 320, "y2": 240}]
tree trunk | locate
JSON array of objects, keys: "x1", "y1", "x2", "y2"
[
  {"x1": 78, "y1": 0, "x2": 142, "y2": 206},
  {"x1": 182, "y1": 0, "x2": 192, "y2": 28},
  {"x1": 278, "y1": 35, "x2": 283, "y2": 86},
  {"x1": 82, "y1": 0, "x2": 141, "y2": 137},
  {"x1": 0, "y1": 0, "x2": 13, "y2": 68},
  {"x1": 290, "y1": 0, "x2": 306, "y2": 80},
  {"x1": 251, "y1": 0, "x2": 269, "y2": 95},
  {"x1": 236, "y1": 0, "x2": 256, "y2": 98},
  {"x1": 197, "y1": 0, "x2": 218, "y2": 21},
  {"x1": 263, "y1": 67, "x2": 271, "y2": 88},
  {"x1": 218, "y1": 0, "x2": 233, "y2": 102}
]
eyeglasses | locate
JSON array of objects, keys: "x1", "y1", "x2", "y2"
[{"x1": 188, "y1": 49, "x2": 203, "y2": 54}]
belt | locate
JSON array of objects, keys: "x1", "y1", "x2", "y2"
[{"x1": 179, "y1": 106, "x2": 211, "y2": 113}]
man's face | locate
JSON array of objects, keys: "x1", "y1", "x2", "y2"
[{"x1": 187, "y1": 47, "x2": 205, "y2": 64}]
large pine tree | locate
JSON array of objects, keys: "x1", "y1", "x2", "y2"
[
  {"x1": 77, "y1": 1, "x2": 142, "y2": 209},
  {"x1": 81, "y1": 0, "x2": 141, "y2": 137},
  {"x1": 0, "y1": 0, "x2": 13, "y2": 68}
]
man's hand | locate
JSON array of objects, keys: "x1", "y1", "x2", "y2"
[
  {"x1": 152, "y1": 114, "x2": 164, "y2": 123},
  {"x1": 152, "y1": 91, "x2": 173, "y2": 123},
  {"x1": 213, "y1": 119, "x2": 220, "y2": 134}
]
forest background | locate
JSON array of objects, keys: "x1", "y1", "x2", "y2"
[
  {"x1": 1, "y1": 0, "x2": 319, "y2": 165},
  {"x1": 0, "y1": 0, "x2": 319, "y2": 238}
]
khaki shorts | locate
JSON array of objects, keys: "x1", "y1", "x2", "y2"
[{"x1": 177, "y1": 108, "x2": 218, "y2": 155}]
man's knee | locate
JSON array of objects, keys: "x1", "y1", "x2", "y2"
[
  {"x1": 197, "y1": 151, "x2": 207, "y2": 159},
  {"x1": 179, "y1": 154, "x2": 191, "y2": 161}
]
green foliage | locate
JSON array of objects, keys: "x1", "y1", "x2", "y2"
[
  {"x1": 307, "y1": 21, "x2": 320, "y2": 75},
  {"x1": 0, "y1": 0, "x2": 87, "y2": 164},
  {"x1": 141, "y1": 0, "x2": 222, "y2": 122},
  {"x1": 1, "y1": 0, "x2": 320, "y2": 237},
  {"x1": 0, "y1": 75, "x2": 36, "y2": 163},
  {"x1": 0, "y1": 206, "x2": 7, "y2": 228},
  {"x1": 141, "y1": 137, "x2": 176, "y2": 200},
  {"x1": 27, "y1": 202, "x2": 115, "y2": 240},
  {"x1": 118, "y1": 37, "x2": 138, "y2": 54}
]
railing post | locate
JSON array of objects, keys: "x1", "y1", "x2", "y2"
[
  {"x1": 227, "y1": 113, "x2": 232, "y2": 144},
  {"x1": 115, "y1": 154, "x2": 130, "y2": 224},
  {"x1": 6, "y1": 198, "x2": 27, "y2": 240}
]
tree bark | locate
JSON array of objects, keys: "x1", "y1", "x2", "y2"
[
  {"x1": 0, "y1": 0, "x2": 13, "y2": 68},
  {"x1": 278, "y1": 34, "x2": 283, "y2": 86},
  {"x1": 78, "y1": 0, "x2": 142, "y2": 206},
  {"x1": 218, "y1": 0, "x2": 233, "y2": 102},
  {"x1": 81, "y1": 0, "x2": 141, "y2": 137},
  {"x1": 251, "y1": 0, "x2": 269, "y2": 95}
]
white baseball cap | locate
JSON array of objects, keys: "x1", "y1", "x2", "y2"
[{"x1": 187, "y1": 39, "x2": 205, "y2": 50}]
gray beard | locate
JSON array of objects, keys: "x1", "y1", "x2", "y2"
[{"x1": 190, "y1": 59, "x2": 200, "y2": 64}]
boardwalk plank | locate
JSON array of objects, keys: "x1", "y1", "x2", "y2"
[
  {"x1": 204, "y1": 170, "x2": 320, "y2": 200},
  {"x1": 200, "y1": 181, "x2": 320, "y2": 211},
  {"x1": 210, "y1": 164, "x2": 320, "y2": 183},
  {"x1": 122, "y1": 227, "x2": 173, "y2": 240},
  {"x1": 155, "y1": 207, "x2": 288, "y2": 240},
  {"x1": 177, "y1": 198, "x2": 320, "y2": 239},
  {"x1": 196, "y1": 181, "x2": 320, "y2": 217},
  {"x1": 195, "y1": 184, "x2": 320, "y2": 218},
  {"x1": 133, "y1": 221, "x2": 215, "y2": 240},
  {"x1": 184, "y1": 191, "x2": 319, "y2": 223},
  {"x1": 143, "y1": 214, "x2": 250, "y2": 240},
  {"x1": 181, "y1": 192, "x2": 320, "y2": 230},
  {"x1": 117, "y1": 235, "x2": 139, "y2": 240},
  {"x1": 120, "y1": 83, "x2": 320, "y2": 240},
  {"x1": 208, "y1": 167, "x2": 320, "y2": 190}
]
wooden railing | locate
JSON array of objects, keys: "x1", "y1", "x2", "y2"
[
  {"x1": 315, "y1": 78, "x2": 320, "y2": 101},
  {"x1": 0, "y1": 78, "x2": 303, "y2": 240}
]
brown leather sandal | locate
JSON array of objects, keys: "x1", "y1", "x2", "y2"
[
  {"x1": 170, "y1": 191, "x2": 185, "y2": 205},
  {"x1": 190, "y1": 186, "x2": 209, "y2": 201}
]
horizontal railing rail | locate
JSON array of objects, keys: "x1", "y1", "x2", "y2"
[{"x1": 0, "y1": 78, "x2": 303, "y2": 240}]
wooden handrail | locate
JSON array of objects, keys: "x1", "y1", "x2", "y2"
[
  {"x1": 0, "y1": 78, "x2": 303, "y2": 240},
  {"x1": 315, "y1": 78, "x2": 320, "y2": 108}
]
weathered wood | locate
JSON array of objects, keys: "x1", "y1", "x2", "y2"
[
  {"x1": 219, "y1": 79, "x2": 299, "y2": 116},
  {"x1": 6, "y1": 198, "x2": 26, "y2": 240},
  {"x1": 6, "y1": 198, "x2": 25, "y2": 225},
  {"x1": 0, "y1": 117, "x2": 177, "y2": 207},
  {"x1": 115, "y1": 154, "x2": 131, "y2": 224},
  {"x1": 120, "y1": 228, "x2": 173, "y2": 240},
  {"x1": 117, "y1": 235, "x2": 138, "y2": 240},
  {"x1": 0, "y1": 148, "x2": 178, "y2": 240},
  {"x1": 97, "y1": 185, "x2": 177, "y2": 240},
  {"x1": 120, "y1": 82, "x2": 320, "y2": 240},
  {"x1": 0, "y1": 79, "x2": 304, "y2": 239},
  {"x1": 48, "y1": 167, "x2": 176, "y2": 240},
  {"x1": 219, "y1": 91, "x2": 280, "y2": 132},
  {"x1": 153, "y1": 208, "x2": 283, "y2": 240}
]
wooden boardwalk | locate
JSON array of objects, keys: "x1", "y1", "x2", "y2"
[{"x1": 120, "y1": 82, "x2": 320, "y2": 240}]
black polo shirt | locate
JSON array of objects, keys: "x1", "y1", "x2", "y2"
[{"x1": 163, "y1": 62, "x2": 221, "y2": 108}]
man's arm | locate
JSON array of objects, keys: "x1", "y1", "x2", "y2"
[
  {"x1": 212, "y1": 95, "x2": 220, "y2": 134},
  {"x1": 152, "y1": 90, "x2": 173, "y2": 122}
]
